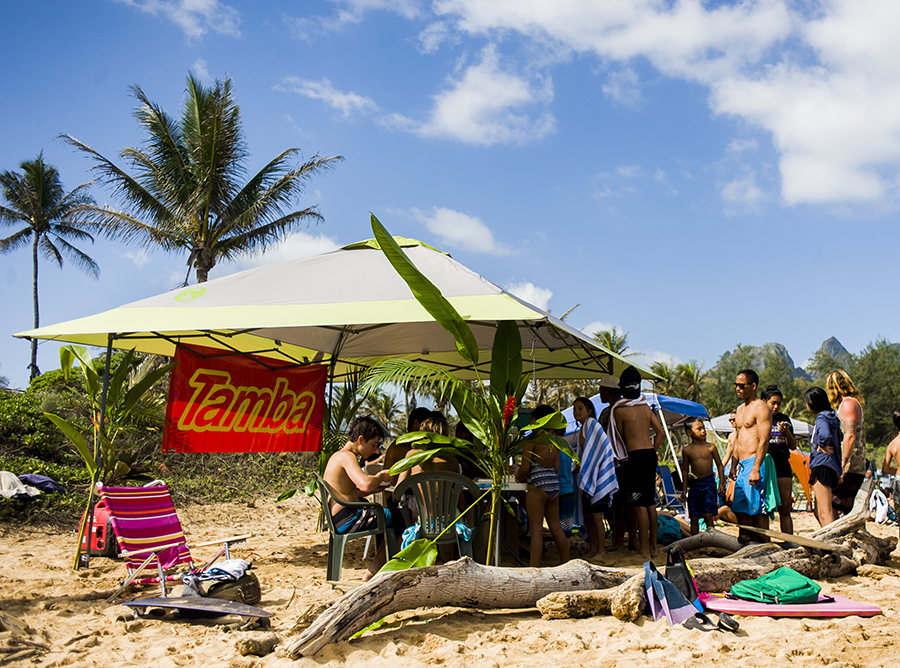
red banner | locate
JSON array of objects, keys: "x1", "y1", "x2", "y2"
[{"x1": 162, "y1": 346, "x2": 326, "y2": 453}]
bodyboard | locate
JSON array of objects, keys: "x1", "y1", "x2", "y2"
[
  {"x1": 122, "y1": 597, "x2": 273, "y2": 620},
  {"x1": 789, "y1": 451, "x2": 813, "y2": 510},
  {"x1": 699, "y1": 592, "x2": 881, "y2": 618}
]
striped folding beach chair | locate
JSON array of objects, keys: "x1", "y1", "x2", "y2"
[{"x1": 98, "y1": 483, "x2": 250, "y2": 602}]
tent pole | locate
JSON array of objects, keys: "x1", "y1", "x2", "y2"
[
  {"x1": 79, "y1": 334, "x2": 114, "y2": 570},
  {"x1": 656, "y1": 405, "x2": 683, "y2": 482}
]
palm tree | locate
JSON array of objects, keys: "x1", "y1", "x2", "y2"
[
  {"x1": 62, "y1": 73, "x2": 342, "y2": 284},
  {"x1": 592, "y1": 327, "x2": 637, "y2": 358},
  {"x1": 0, "y1": 154, "x2": 99, "y2": 380}
]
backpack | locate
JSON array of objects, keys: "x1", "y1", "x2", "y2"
[
  {"x1": 657, "y1": 515, "x2": 682, "y2": 546},
  {"x1": 730, "y1": 567, "x2": 821, "y2": 604}
]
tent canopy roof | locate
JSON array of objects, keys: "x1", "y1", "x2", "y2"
[{"x1": 16, "y1": 238, "x2": 655, "y2": 382}]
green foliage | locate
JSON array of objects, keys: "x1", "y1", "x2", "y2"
[
  {"x1": 0, "y1": 391, "x2": 68, "y2": 461},
  {"x1": 44, "y1": 346, "x2": 175, "y2": 486},
  {"x1": 853, "y1": 339, "x2": 900, "y2": 449}
]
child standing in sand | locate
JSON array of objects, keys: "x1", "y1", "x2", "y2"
[
  {"x1": 516, "y1": 405, "x2": 570, "y2": 567},
  {"x1": 681, "y1": 418, "x2": 726, "y2": 535}
]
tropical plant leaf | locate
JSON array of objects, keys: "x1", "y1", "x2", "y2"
[
  {"x1": 387, "y1": 447, "x2": 465, "y2": 475},
  {"x1": 549, "y1": 434, "x2": 579, "y2": 463},
  {"x1": 275, "y1": 488, "x2": 299, "y2": 502},
  {"x1": 490, "y1": 320, "x2": 522, "y2": 399},
  {"x1": 522, "y1": 411, "x2": 568, "y2": 432},
  {"x1": 121, "y1": 361, "x2": 177, "y2": 415},
  {"x1": 378, "y1": 538, "x2": 438, "y2": 573},
  {"x1": 44, "y1": 413, "x2": 96, "y2": 476},
  {"x1": 370, "y1": 214, "x2": 479, "y2": 366}
]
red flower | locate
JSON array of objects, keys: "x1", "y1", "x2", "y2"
[{"x1": 502, "y1": 396, "x2": 517, "y2": 426}]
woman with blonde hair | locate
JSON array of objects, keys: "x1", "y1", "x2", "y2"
[{"x1": 826, "y1": 370, "x2": 866, "y2": 513}]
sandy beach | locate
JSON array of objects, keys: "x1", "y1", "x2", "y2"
[{"x1": 1, "y1": 495, "x2": 898, "y2": 668}]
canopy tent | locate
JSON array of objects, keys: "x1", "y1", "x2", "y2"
[
  {"x1": 709, "y1": 413, "x2": 813, "y2": 439},
  {"x1": 15, "y1": 237, "x2": 653, "y2": 382},
  {"x1": 560, "y1": 392, "x2": 709, "y2": 481}
]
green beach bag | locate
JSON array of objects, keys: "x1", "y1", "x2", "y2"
[{"x1": 730, "y1": 567, "x2": 821, "y2": 604}]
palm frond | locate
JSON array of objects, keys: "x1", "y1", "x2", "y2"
[{"x1": 362, "y1": 359, "x2": 464, "y2": 404}]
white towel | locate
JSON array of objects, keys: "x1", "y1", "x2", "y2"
[{"x1": 607, "y1": 396, "x2": 651, "y2": 463}]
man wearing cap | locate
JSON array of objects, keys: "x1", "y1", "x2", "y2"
[
  {"x1": 732, "y1": 369, "x2": 773, "y2": 539},
  {"x1": 610, "y1": 366, "x2": 665, "y2": 559}
]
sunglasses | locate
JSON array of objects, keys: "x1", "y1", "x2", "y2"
[{"x1": 733, "y1": 382, "x2": 755, "y2": 389}]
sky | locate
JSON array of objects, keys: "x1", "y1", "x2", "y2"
[{"x1": 1, "y1": 0, "x2": 898, "y2": 390}]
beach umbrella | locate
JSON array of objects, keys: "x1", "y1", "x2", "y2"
[{"x1": 14, "y1": 237, "x2": 651, "y2": 382}]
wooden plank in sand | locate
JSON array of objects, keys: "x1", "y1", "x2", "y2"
[{"x1": 740, "y1": 525, "x2": 838, "y2": 551}]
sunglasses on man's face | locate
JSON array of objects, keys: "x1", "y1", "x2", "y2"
[{"x1": 733, "y1": 382, "x2": 754, "y2": 389}]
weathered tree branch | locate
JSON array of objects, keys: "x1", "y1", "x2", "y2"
[{"x1": 285, "y1": 558, "x2": 629, "y2": 658}]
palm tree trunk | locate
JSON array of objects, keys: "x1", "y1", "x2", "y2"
[{"x1": 30, "y1": 233, "x2": 40, "y2": 380}]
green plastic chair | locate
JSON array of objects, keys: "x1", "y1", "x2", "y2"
[
  {"x1": 314, "y1": 474, "x2": 397, "y2": 582},
  {"x1": 392, "y1": 471, "x2": 484, "y2": 559}
]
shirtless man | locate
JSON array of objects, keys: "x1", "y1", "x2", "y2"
[
  {"x1": 323, "y1": 416, "x2": 402, "y2": 580},
  {"x1": 612, "y1": 366, "x2": 665, "y2": 559},
  {"x1": 732, "y1": 369, "x2": 773, "y2": 539}
]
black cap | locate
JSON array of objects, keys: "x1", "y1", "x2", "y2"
[{"x1": 618, "y1": 365, "x2": 642, "y2": 400}]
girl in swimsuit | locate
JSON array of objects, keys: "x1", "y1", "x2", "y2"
[{"x1": 517, "y1": 414, "x2": 570, "y2": 567}]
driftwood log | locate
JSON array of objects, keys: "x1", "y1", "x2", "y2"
[
  {"x1": 286, "y1": 479, "x2": 896, "y2": 659},
  {"x1": 285, "y1": 559, "x2": 629, "y2": 658}
]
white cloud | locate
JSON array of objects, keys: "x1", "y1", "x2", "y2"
[
  {"x1": 615, "y1": 164, "x2": 642, "y2": 178},
  {"x1": 191, "y1": 59, "x2": 211, "y2": 81},
  {"x1": 232, "y1": 231, "x2": 341, "y2": 270},
  {"x1": 631, "y1": 349, "x2": 682, "y2": 368},
  {"x1": 721, "y1": 169, "x2": 766, "y2": 213},
  {"x1": 581, "y1": 321, "x2": 619, "y2": 339},
  {"x1": 504, "y1": 282, "x2": 552, "y2": 311},
  {"x1": 284, "y1": 0, "x2": 420, "y2": 37},
  {"x1": 119, "y1": 249, "x2": 151, "y2": 268},
  {"x1": 276, "y1": 77, "x2": 378, "y2": 118},
  {"x1": 114, "y1": 0, "x2": 240, "y2": 39},
  {"x1": 410, "y1": 206, "x2": 512, "y2": 255},
  {"x1": 433, "y1": 0, "x2": 900, "y2": 207},
  {"x1": 418, "y1": 21, "x2": 451, "y2": 53},
  {"x1": 389, "y1": 45, "x2": 556, "y2": 146},
  {"x1": 602, "y1": 67, "x2": 642, "y2": 108}
]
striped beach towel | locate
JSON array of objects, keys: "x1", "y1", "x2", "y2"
[{"x1": 577, "y1": 417, "x2": 618, "y2": 506}]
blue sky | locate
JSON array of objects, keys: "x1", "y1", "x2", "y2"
[{"x1": 1, "y1": 0, "x2": 897, "y2": 390}]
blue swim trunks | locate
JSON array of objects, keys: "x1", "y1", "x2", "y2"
[
  {"x1": 687, "y1": 473, "x2": 719, "y2": 517},
  {"x1": 731, "y1": 456, "x2": 767, "y2": 516}
]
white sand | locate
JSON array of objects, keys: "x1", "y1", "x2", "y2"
[{"x1": 1, "y1": 496, "x2": 898, "y2": 667}]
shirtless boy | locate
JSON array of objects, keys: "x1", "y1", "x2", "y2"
[
  {"x1": 681, "y1": 418, "x2": 726, "y2": 535},
  {"x1": 613, "y1": 366, "x2": 665, "y2": 559},
  {"x1": 323, "y1": 416, "x2": 403, "y2": 581},
  {"x1": 732, "y1": 369, "x2": 773, "y2": 539}
]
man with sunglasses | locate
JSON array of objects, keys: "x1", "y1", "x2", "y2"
[{"x1": 732, "y1": 369, "x2": 773, "y2": 539}]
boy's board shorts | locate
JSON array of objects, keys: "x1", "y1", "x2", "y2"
[
  {"x1": 333, "y1": 506, "x2": 403, "y2": 534},
  {"x1": 621, "y1": 448, "x2": 658, "y2": 507},
  {"x1": 732, "y1": 456, "x2": 767, "y2": 516},
  {"x1": 687, "y1": 473, "x2": 719, "y2": 517}
]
